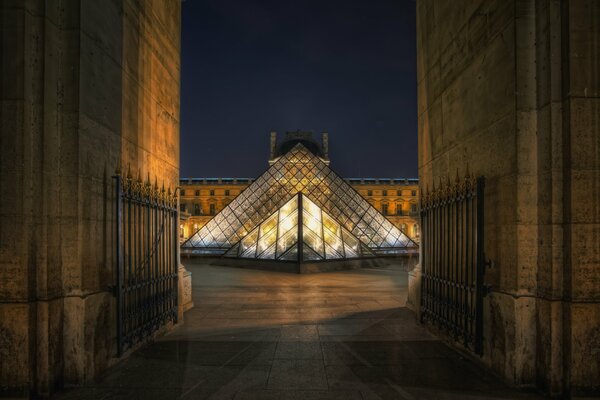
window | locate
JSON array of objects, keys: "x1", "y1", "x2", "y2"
[
  {"x1": 411, "y1": 203, "x2": 417, "y2": 213},
  {"x1": 401, "y1": 223, "x2": 407, "y2": 232},
  {"x1": 382, "y1": 190, "x2": 387, "y2": 196},
  {"x1": 193, "y1": 204, "x2": 201, "y2": 216},
  {"x1": 180, "y1": 203, "x2": 187, "y2": 213},
  {"x1": 412, "y1": 224, "x2": 420, "y2": 238},
  {"x1": 396, "y1": 205, "x2": 403, "y2": 215},
  {"x1": 411, "y1": 190, "x2": 417, "y2": 196},
  {"x1": 180, "y1": 224, "x2": 184, "y2": 238},
  {"x1": 381, "y1": 204, "x2": 388, "y2": 215},
  {"x1": 195, "y1": 190, "x2": 200, "y2": 196},
  {"x1": 180, "y1": 189, "x2": 185, "y2": 196},
  {"x1": 210, "y1": 189, "x2": 215, "y2": 196},
  {"x1": 225, "y1": 189, "x2": 230, "y2": 196},
  {"x1": 209, "y1": 203, "x2": 216, "y2": 215},
  {"x1": 367, "y1": 190, "x2": 373, "y2": 196}
]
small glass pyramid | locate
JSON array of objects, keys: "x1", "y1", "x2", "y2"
[
  {"x1": 224, "y1": 193, "x2": 375, "y2": 260},
  {"x1": 182, "y1": 143, "x2": 417, "y2": 256}
]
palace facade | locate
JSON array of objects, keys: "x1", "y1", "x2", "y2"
[{"x1": 179, "y1": 132, "x2": 420, "y2": 243}]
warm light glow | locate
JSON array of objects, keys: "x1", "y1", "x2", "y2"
[
  {"x1": 303, "y1": 197, "x2": 322, "y2": 220},
  {"x1": 303, "y1": 210, "x2": 322, "y2": 236},
  {"x1": 279, "y1": 210, "x2": 297, "y2": 235},
  {"x1": 224, "y1": 193, "x2": 374, "y2": 261},
  {"x1": 185, "y1": 144, "x2": 416, "y2": 257}
]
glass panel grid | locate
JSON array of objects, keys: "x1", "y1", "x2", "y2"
[{"x1": 182, "y1": 143, "x2": 416, "y2": 255}]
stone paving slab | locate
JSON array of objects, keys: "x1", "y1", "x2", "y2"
[{"x1": 50, "y1": 262, "x2": 546, "y2": 400}]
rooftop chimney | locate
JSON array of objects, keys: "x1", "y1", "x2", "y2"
[
  {"x1": 322, "y1": 132, "x2": 329, "y2": 159},
  {"x1": 270, "y1": 131, "x2": 277, "y2": 160}
]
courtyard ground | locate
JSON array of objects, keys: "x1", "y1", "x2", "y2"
[{"x1": 52, "y1": 260, "x2": 544, "y2": 400}]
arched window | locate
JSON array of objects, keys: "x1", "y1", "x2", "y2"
[{"x1": 401, "y1": 223, "x2": 407, "y2": 232}]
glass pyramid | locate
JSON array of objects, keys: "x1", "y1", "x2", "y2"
[
  {"x1": 182, "y1": 143, "x2": 417, "y2": 256},
  {"x1": 223, "y1": 193, "x2": 375, "y2": 261}
]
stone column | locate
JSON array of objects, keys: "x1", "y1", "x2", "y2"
[
  {"x1": 416, "y1": 0, "x2": 600, "y2": 396},
  {"x1": 177, "y1": 189, "x2": 194, "y2": 321},
  {"x1": 0, "y1": 0, "x2": 182, "y2": 396}
]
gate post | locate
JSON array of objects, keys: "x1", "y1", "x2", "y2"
[
  {"x1": 177, "y1": 187, "x2": 194, "y2": 321},
  {"x1": 408, "y1": 185, "x2": 425, "y2": 318},
  {"x1": 407, "y1": 261, "x2": 422, "y2": 319}
]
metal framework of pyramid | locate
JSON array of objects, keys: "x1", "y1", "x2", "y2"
[
  {"x1": 182, "y1": 143, "x2": 417, "y2": 257},
  {"x1": 223, "y1": 193, "x2": 375, "y2": 261}
]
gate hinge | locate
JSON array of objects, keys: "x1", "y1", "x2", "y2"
[
  {"x1": 484, "y1": 259, "x2": 494, "y2": 269},
  {"x1": 108, "y1": 285, "x2": 118, "y2": 297}
]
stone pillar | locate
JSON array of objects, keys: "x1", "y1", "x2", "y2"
[
  {"x1": 0, "y1": 0, "x2": 181, "y2": 396},
  {"x1": 416, "y1": 0, "x2": 600, "y2": 396},
  {"x1": 177, "y1": 190, "x2": 193, "y2": 321}
]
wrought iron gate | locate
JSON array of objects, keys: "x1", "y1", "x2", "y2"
[
  {"x1": 113, "y1": 170, "x2": 179, "y2": 356},
  {"x1": 420, "y1": 174, "x2": 487, "y2": 354}
]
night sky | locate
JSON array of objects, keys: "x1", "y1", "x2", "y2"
[{"x1": 180, "y1": 0, "x2": 417, "y2": 179}]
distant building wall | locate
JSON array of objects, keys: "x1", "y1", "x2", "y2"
[
  {"x1": 416, "y1": 0, "x2": 599, "y2": 396},
  {"x1": 179, "y1": 178, "x2": 420, "y2": 243},
  {"x1": 0, "y1": 0, "x2": 180, "y2": 396}
]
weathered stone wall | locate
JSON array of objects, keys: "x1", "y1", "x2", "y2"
[
  {"x1": 415, "y1": 0, "x2": 599, "y2": 396},
  {"x1": 0, "y1": 0, "x2": 180, "y2": 396}
]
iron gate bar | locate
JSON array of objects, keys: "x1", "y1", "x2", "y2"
[
  {"x1": 114, "y1": 170, "x2": 179, "y2": 357},
  {"x1": 420, "y1": 174, "x2": 486, "y2": 354}
]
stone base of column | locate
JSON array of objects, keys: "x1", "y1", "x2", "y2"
[
  {"x1": 178, "y1": 264, "x2": 194, "y2": 322},
  {"x1": 407, "y1": 263, "x2": 421, "y2": 320}
]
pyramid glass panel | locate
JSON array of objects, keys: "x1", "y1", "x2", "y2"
[
  {"x1": 224, "y1": 243, "x2": 239, "y2": 257},
  {"x1": 240, "y1": 243, "x2": 257, "y2": 258},
  {"x1": 302, "y1": 226, "x2": 324, "y2": 257},
  {"x1": 257, "y1": 228, "x2": 277, "y2": 256},
  {"x1": 182, "y1": 143, "x2": 417, "y2": 256},
  {"x1": 278, "y1": 245, "x2": 298, "y2": 261},
  {"x1": 277, "y1": 228, "x2": 298, "y2": 256},
  {"x1": 278, "y1": 210, "x2": 298, "y2": 237},
  {"x1": 260, "y1": 243, "x2": 277, "y2": 259},
  {"x1": 241, "y1": 228, "x2": 259, "y2": 252},
  {"x1": 325, "y1": 242, "x2": 344, "y2": 259},
  {"x1": 303, "y1": 245, "x2": 322, "y2": 261}
]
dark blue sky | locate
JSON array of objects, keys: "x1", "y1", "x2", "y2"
[{"x1": 180, "y1": 0, "x2": 417, "y2": 178}]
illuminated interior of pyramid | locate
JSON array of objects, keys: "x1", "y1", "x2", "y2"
[
  {"x1": 223, "y1": 193, "x2": 375, "y2": 261},
  {"x1": 181, "y1": 143, "x2": 417, "y2": 258}
]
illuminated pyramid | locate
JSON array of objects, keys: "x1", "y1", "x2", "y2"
[
  {"x1": 223, "y1": 193, "x2": 375, "y2": 261},
  {"x1": 182, "y1": 142, "x2": 417, "y2": 258}
]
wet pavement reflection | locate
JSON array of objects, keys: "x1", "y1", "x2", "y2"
[{"x1": 52, "y1": 262, "x2": 545, "y2": 399}]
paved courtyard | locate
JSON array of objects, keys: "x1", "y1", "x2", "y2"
[{"x1": 53, "y1": 261, "x2": 543, "y2": 400}]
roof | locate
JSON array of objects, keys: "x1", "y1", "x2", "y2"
[{"x1": 180, "y1": 177, "x2": 419, "y2": 184}]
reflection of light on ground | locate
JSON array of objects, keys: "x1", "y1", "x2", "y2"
[
  {"x1": 165, "y1": 261, "x2": 418, "y2": 338},
  {"x1": 65, "y1": 260, "x2": 538, "y2": 399}
]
